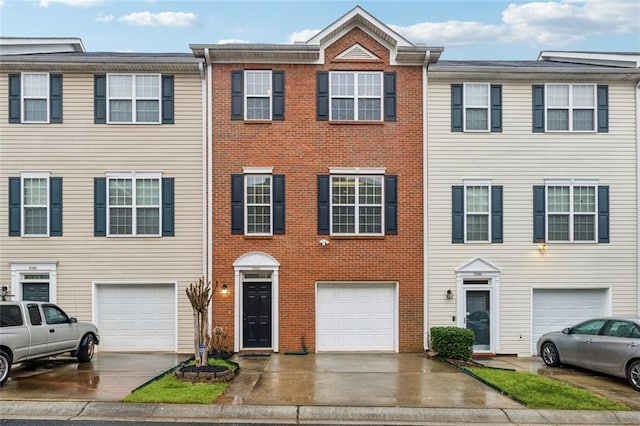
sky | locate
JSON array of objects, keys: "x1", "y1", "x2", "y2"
[{"x1": 0, "y1": 0, "x2": 639, "y2": 60}]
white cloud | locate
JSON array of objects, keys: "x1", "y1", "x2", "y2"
[
  {"x1": 287, "y1": 29, "x2": 320, "y2": 44},
  {"x1": 118, "y1": 11, "x2": 197, "y2": 27},
  {"x1": 390, "y1": 21, "x2": 507, "y2": 47},
  {"x1": 0, "y1": 1, "x2": 6, "y2": 8},
  {"x1": 217, "y1": 39, "x2": 251, "y2": 44},
  {"x1": 388, "y1": 0, "x2": 639, "y2": 49},
  {"x1": 95, "y1": 11, "x2": 113, "y2": 22},
  {"x1": 39, "y1": 0, "x2": 103, "y2": 7}
]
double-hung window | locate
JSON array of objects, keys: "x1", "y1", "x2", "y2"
[
  {"x1": 464, "y1": 83, "x2": 490, "y2": 131},
  {"x1": 245, "y1": 71, "x2": 272, "y2": 120},
  {"x1": 533, "y1": 180, "x2": 609, "y2": 244},
  {"x1": 546, "y1": 84, "x2": 596, "y2": 131},
  {"x1": 231, "y1": 168, "x2": 285, "y2": 235},
  {"x1": 22, "y1": 73, "x2": 49, "y2": 123},
  {"x1": 452, "y1": 182, "x2": 503, "y2": 243},
  {"x1": 330, "y1": 72, "x2": 382, "y2": 121},
  {"x1": 22, "y1": 173, "x2": 49, "y2": 236},
  {"x1": 547, "y1": 182, "x2": 596, "y2": 242},
  {"x1": 107, "y1": 74, "x2": 160, "y2": 123},
  {"x1": 107, "y1": 173, "x2": 161, "y2": 236},
  {"x1": 8, "y1": 173, "x2": 62, "y2": 237},
  {"x1": 246, "y1": 174, "x2": 272, "y2": 234},
  {"x1": 318, "y1": 170, "x2": 397, "y2": 236}
]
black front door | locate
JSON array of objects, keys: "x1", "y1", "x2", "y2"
[{"x1": 243, "y1": 282, "x2": 272, "y2": 348}]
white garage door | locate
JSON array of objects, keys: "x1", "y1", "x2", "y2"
[
  {"x1": 96, "y1": 283, "x2": 176, "y2": 351},
  {"x1": 532, "y1": 288, "x2": 607, "y2": 354},
  {"x1": 316, "y1": 282, "x2": 396, "y2": 351}
]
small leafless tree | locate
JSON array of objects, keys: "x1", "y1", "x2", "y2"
[{"x1": 185, "y1": 277, "x2": 217, "y2": 367}]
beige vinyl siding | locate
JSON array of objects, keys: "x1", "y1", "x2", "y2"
[
  {"x1": 0, "y1": 72, "x2": 204, "y2": 353},
  {"x1": 427, "y1": 79, "x2": 638, "y2": 355}
]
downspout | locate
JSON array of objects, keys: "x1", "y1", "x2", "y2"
[
  {"x1": 205, "y1": 48, "x2": 213, "y2": 290},
  {"x1": 637, "y1": 82, "x2": 640, "y2": 317},
  {"x1": 423, "y1": 51, "x2": 430, "y2": 350},
  {"x1": 198, "y1": 60, "x2": 206, "y2": 281}
]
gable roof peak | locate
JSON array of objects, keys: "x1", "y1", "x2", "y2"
[{"x1": 305, "y1": 5, "x2": 414, "y2": 48}]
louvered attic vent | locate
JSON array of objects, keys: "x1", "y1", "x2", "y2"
[{"x1": 336, "y1": 43, "x2": 379, "y2": 60}]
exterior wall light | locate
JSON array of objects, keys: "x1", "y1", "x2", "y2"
[
  {"x1": 221, "y1": 284, "x2": 228, "y2": 295},
  {"x1": 446, "y1": 289, "x2": 453, "y2": 300},
  {"x1": 538, "y1": 243, "x2": 547, "y2": 252}
]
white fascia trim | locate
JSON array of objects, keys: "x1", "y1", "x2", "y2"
[
  {"x1": 637, "y1": 82, "x2": 640, "y2": 316},
  {"x1": 329, "y1": 167, "x2": 386, "y2": 175},
  {"x1": 243, "y1": 167, "x2": 273, "y2": 174}
]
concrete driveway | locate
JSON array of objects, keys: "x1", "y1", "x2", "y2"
[
  {"x1": 0, "y1": 352, "x2": 188, "y2": 401},
  {"x1": 477, "y1": 356, "x2": 640, "y2": 410}
]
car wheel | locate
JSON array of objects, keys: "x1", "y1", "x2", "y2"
[
  {"x1": 0, "y1": 350, "x2": 11, "y2": 387},
  {"x1": 626, "y1": 360, "x2": 640, "y2": 392},
  {"x1": 77, "y1": 335, "x2": 95, "y2": 363},
  {"x1": 541, "y1": 342, "x2": 561, "y2": 367}
]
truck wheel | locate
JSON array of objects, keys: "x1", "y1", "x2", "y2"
[
  {"x1": 77, "y1": 335, "x2": 95, "y2": 363},
  {"x1": 0, "y1": 350, "x2": 11, "y2": 386}
]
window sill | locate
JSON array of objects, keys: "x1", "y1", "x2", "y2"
[
  {"x1": 329, "y1": 121, "x2": 385, "y2": 125},
  {"x1": 330, "y1": 235, "x2": 385, "y2": 240},
  {"x1": 243, "y1": 120, "x2": 273, "y2": 125}
]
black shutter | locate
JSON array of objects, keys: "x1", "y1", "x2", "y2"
[
  {"x1": 317, "y1": 175, "x2": 330, "y2": 234},
  {"x1": 272, "y1": 71, "x2": 285, "y2": 121},
  {"x1": 533, "y1": 185, "x2": 546, "y2": 243},
  {"x1": 50, "y1": 74, "x2": 63, "y2": 124},
  {"x1": 231, "y1": 174, "x2": 244, "y2": 234},
  {"x1": 452, "y1": 185, "x2": 464, "y2": 243},
  {"x1": 451, "y1": 84, "x2": 463, "y2": 132},
  {"x1": 532, "y1": 85, "x2": 545, "y2": 132},
  {"x1": 316, "y1": 71, "x2": 329, "y2": 121},
  {"x1": 384, "y1": 72, "x2": 396, "y2": 122},
  {"x1": 598, "y1": 185, "x2": 609, "y2": 243},
  {"x1": 94, "y1": 74, "x2": 107, "y2": 124},
  {"x1": 597, "y1": 85, "x2": 608, "y2": 133},
  {"x1": 94, "y1": 178, "x2": 106, "y2": 236},
  {"x1": 273, "y1": 175, "x2": 285, "y2": 234},
  {"x1": 162, "y1": 177, "x2": 175, "y2": 236},
  {"x1": 385, "y1": 175, "x2": 398, "y2": 234},
  {"x1": 490, "y1": 84, "x2": 502, "y2": 132},
  {"x1": 231, "y1": 71, "x2": 244, "y2": 120},
  {"x1": 491, "y1": 185, "x2": 503, "y2": 243},
  {"x1": 161, "y1": 75, "x2": 174, "y2": 124},
  {"x1": 49, "y1": 177, "x2": 63, "y2": 236},
  {"x1": 8, "y1": 177, "x2": 21, "y2": 236},
  {"x1": 9, "y1": 74, "x2": 21, "y2": 123}
]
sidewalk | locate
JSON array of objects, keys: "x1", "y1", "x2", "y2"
[{"x1": 2, "y1": 400, "x2": 640, "y2": 424}]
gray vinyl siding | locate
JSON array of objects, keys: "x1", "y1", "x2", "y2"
[
  {"x1": 427, "y1": 79, "x2": 638, "y2": 355},
  {"x1": 0, "y1": 72, "x2": 203, "y2": 353}
]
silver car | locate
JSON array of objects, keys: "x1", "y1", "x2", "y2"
[{"x1": 537, "y1": 317, "x2": 640, "y2": 391}]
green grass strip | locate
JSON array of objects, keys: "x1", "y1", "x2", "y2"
[{"x1": 464, "y1": 367, "x2": 630, "y2": 411}]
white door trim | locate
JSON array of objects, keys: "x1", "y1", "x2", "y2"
[
  {"x1": 11, "y1": 262, "x2": 58, "y2": 303},
  {"x1": 233, "y1": 252, "x2": 280, "y2": 353}
]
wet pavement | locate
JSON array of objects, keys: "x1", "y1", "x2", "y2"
[
  {"x1": 0, "y1": 352, "x2": 188, "y2": 401},
  {"x1": 2, "y1": 351, "x2": 639, "y2": 412}
]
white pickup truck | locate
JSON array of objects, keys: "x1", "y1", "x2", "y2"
[{"x1": 0, "y1": 301, "x2": 99, "y2": 386}]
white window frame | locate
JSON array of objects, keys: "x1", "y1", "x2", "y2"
[
  {"x1": 243, "y1": 167, "x2": 274, "y2": 236},
  {"x1": 329, "y1": 71, "x2": 383, "y2": 121},
  {"x1": 329, "y1": 167, "x2": 385, "y2": 236},
  {"x1": 463, "y1": 83, "x2": 490, "y2": 132},
  {"x1": 106, "y1": 172, "x2": 162, "y2": 237},
  {"x1": 22, "y1": 72, "x2": 50, "y2": 123},
  {"x1": 244, "y1": 70, "x2": 272, "y2": 120},
  {"x1": 463, "y1": 179, "x2": 492, "y2": 243},
  {"x1": 545, "y1": 179, "x2": 598, "y2": 243},
  {"x1": 20, "y1": 172, "x2": 50, "y2": 237},
  {"x1": 545, "y1": 83, "x2": 597, "y2": 132},
  {"x1": 106, "y1": 73, "x2": 161, "y2": 124}
]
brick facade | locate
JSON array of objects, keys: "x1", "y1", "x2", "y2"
[{"x1": 210, "y1": 27, "x2": 425, "y2": 352}]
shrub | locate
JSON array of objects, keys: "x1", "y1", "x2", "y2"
[{"x1": 430, "y1": 326, "x2": 474, "y2": 361}]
